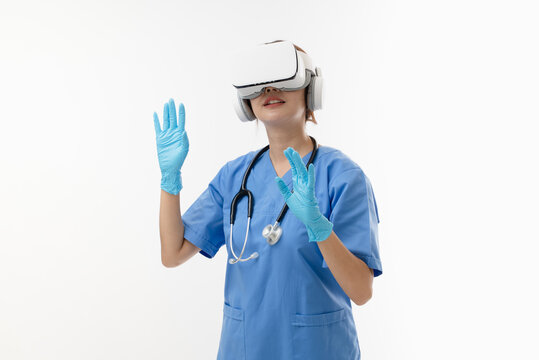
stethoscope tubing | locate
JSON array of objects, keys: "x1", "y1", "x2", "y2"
[
  {"x1": 228, "y1": 136, "x2": 318, "y2": 264},
  {"x1": 230, "y1": 136, "x2": 318, "y2": 224}
]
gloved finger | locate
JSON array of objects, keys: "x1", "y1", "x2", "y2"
[
  {"x1": 308, "y1": 163, "x2": 316, "y2": 190},
  {"x1": 168, "y1": 98, "x2": 177, "y2": 129},
  {"x1": 163, "y1": 103, "x2": 170, "y2": 131},
  {"x1": 275, "y1": 177, "x2": 292, "y2": 201},
  {"x1": 153, "y1": 112, "x2": 162, "y2": 136},
  {"x1": 178, "y1": 103, "x2": 186, "y2": 133},
  {"x1": 289, "y1": 148, "x2": 308, "y2": 183},
  {"x1": 284, "y1": 148, "x2": 298, "y2": 181}
]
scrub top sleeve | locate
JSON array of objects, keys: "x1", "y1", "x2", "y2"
[
  {"x1": 324, "y1": 168, "x2": 383, "y2": 277},
  {"x1": 181, "y1": 164, "x2": 227, "y2": 259}
]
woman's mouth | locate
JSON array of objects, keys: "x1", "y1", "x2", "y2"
[{"x1": 264, "y1": 101, "x2": 285, "y2": 108}]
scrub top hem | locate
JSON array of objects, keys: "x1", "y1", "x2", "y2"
[
  {"x1": 322, "y1": 252, "x2": 383, "y2": 277},
  {"x1": 183, "y1": 222, "x2": 219, "y2": 259}
]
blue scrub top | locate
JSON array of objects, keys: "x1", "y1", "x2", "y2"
[{"x1": 182, "y1": 145, "x2": 382, "y2": 360}]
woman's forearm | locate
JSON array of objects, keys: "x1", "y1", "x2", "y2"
[
  {"x1": 159, "y1": 189, "x2": 185, "y2": 266},
  {"x1": 317, "y1": 231, "x2": 374, "y2": 306}
]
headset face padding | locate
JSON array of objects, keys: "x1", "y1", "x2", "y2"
[
  {"x1": 234, "y1": 67, "x2": 324, "y2": 122},
  {"x1": 234, "y1": 94, "x2": 256, "y2": 122}
]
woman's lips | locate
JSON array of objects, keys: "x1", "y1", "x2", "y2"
[{"x1": 264, "y1": 102, "x2": 285, "y2": 108}]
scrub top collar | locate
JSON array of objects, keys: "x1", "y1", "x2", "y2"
[{"x1": 253, "y1": 145, "x2": 318, "y2": 187}]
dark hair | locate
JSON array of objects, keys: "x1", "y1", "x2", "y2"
[{"x1": 251, "y1": 40, "x2": 318, "y2": 125}]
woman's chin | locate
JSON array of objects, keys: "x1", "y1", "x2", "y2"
[{"x1": 258, "y1": 116, "x2": 289, "y2": 126}]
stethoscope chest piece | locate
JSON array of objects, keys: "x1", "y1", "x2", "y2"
[{"x1": 262, "y1": 221, "x2": 282, "y2": 246}]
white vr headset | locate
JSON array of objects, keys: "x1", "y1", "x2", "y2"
[{"x1": 229, "y1": 40, "x2": 324, "y2": 122}]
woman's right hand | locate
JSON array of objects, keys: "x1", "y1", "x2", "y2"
[{"x1": 153, "y1": 98, "x2": 189, "y2": 195}]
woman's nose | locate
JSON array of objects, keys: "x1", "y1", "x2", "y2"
[{"x1": 264, "y1": 87, "x2": 280, "y2": 93}]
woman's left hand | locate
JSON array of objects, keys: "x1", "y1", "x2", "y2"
[{"x1": 275, "y1": 147, "x2": 333, "y2": 242}]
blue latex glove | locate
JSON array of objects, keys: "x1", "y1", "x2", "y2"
[
  {"x1": 275, "y1": 147, "x2": 333, "y2": 242},
  {"x1": 153, "y1": 99, "x2": 189, "y2": 195}
]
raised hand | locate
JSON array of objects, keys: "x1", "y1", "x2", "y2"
[
  {"x1": 153, "y1": 98, "x2": 189, "y2": 195},
  {"x1": 274, "y1": 147, "x2": 333, "y2": 242}
]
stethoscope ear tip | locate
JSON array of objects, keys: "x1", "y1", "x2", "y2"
[{"x1": 252, "y1": 252, "x2": 259, "y2": 259}]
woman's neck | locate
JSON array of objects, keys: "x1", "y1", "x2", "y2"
[{"x1": 265, "y1": 126, "x2": 314, "y2": 169}]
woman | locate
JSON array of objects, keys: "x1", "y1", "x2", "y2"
[{"x1": 154, "y1": 40, "x2": 382, "y2": 360}]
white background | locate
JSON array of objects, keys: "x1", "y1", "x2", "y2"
[{"x1": 1, "y1": 0, "x2": 538, "y2": 359}]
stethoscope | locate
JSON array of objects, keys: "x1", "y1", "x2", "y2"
[{"x1": 228, "y1": 136, "x2": 318, "y2": 264}]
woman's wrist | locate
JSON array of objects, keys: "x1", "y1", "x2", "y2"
[
  {"x1": 306, "y1": 213, "x2": 333, "y2": 242},
  {"x1": 161, "y1": 170, "x2": 183, "y2": 195}
]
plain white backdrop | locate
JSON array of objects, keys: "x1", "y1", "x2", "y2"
[{"x1": 1, "y1": 0, "x2": 538, "y2": 359}]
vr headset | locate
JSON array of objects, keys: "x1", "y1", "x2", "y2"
[{"x1": 229, "y1": 40, "x2": 324, "y2": 122}]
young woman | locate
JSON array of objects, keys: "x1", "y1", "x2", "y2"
[{"x1": 154, "y1": 40, "x2": 382, "y2": 360}]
